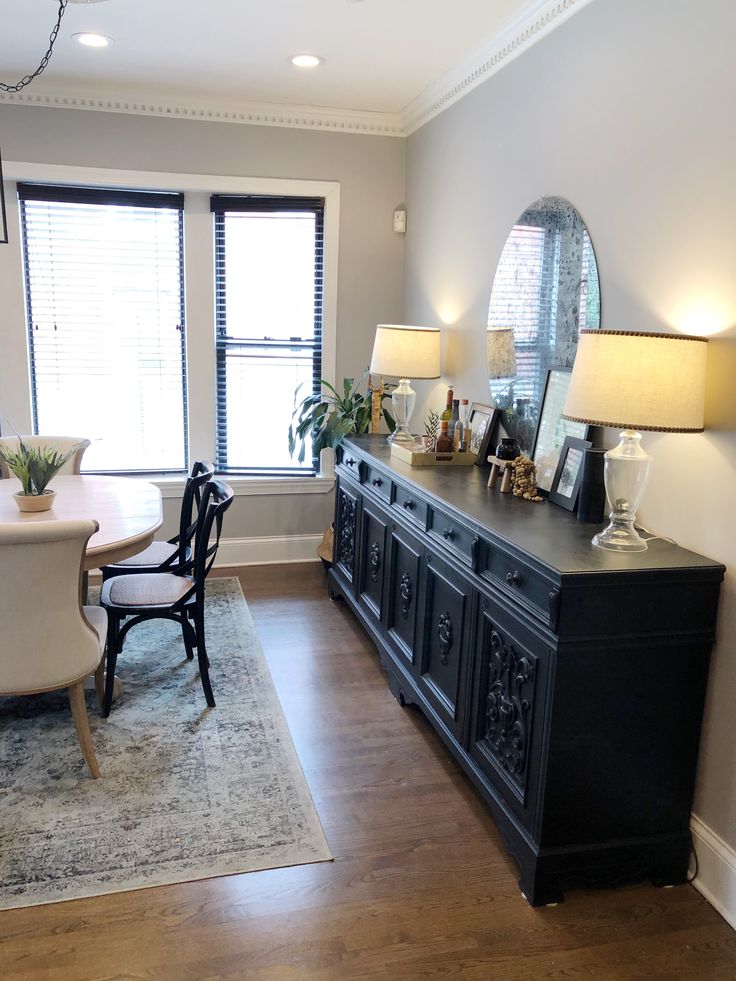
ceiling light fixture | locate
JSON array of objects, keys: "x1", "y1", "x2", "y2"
[
  {"x1": 290, "y1": 54, "x2": 323, "y2": 68},
  {"x1": 73, "y1": 32, "x2": 112, "y2": 47}
]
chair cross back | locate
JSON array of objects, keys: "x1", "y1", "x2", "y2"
[{"x1": 169, "y1": 478, "x2": 234, "y2": 611}]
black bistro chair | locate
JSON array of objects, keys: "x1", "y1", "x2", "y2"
[
  {"x1": 99, "y1": 479, "x2": 234, "y2": 716},
  {"x1": 101, "y1": 460, "x2": 214, "y2": 580}
]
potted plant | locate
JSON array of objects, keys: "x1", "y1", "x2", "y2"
[
  {"x1": 290, "y1": 374, "x2": 395, "y2": 571},
  {"x1": 0, "y1": 437, "x2": 82, "y2": 512},
  {"x1": 289, "y1": 372, "x2": 395, "y2": 464}
]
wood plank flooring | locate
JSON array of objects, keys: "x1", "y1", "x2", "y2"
[{"x1": 1, "y1": 563, "x2": 734, "y2": 980}]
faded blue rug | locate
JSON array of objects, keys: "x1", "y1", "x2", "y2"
[{"x1": 0, "y1": 577, "x2": 331, "y2": 909}]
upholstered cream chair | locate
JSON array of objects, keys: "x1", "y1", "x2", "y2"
[
  {"x1": 0, "y1": 436, "x2": 91, "y2": 479},
  {"x1": 0, "y1": 519, "x2": 107, "y2": 777}
]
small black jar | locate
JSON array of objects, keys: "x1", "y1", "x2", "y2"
[{"x1": 496, "y1": 437, "x2": 521, "y2": 460}]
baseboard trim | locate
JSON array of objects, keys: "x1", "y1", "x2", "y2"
[
  {"x1": 214, "y1": 534, "x2": 323, "y2": 567},
  {"x1": 691, "y1": 814, "x2": 736, "y2": 931}
]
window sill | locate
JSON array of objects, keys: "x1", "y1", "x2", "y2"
[{"x1": 148, "y1": 474, "x2": 336, "y2": 500}]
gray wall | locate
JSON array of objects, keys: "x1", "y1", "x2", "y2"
[
  {"x1": 404, "y1": 0, "x2": 736, "y2": 857},
  {"x1": 0, "y1": 105, "x2": 406, "y2": 539}
]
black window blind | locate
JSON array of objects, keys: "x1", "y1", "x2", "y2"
[
  {"x1": 211, "y1": 194, "x2": 324, "y2": 474},
  {"x1": 18, "y1": 183, "x2": 188, "y2": 473}
]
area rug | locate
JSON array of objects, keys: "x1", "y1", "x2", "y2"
[{"x1": 0, "y1": 577, "x2": 331, "y2": 910}]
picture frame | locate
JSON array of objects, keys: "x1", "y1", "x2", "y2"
[
  {"x1": 548, "y1": 436, "x2": 592, "y2": 511},
  {"x1": 0, "y1": 147, "x2": 7, "y2": 245},
  {"x1": 469, "y1": 403, "x2": 499, "y2": 467},
  {"x1": 531, "y1": 368, "x2": 589, "y2": 495}
]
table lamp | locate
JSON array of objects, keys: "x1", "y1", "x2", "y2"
[
  {"x1": 369, "y1": 324, "x2": 441, "y2": 442},
  {"x1": 563, "y1": 329, "x2": 708, "y2": 552}
]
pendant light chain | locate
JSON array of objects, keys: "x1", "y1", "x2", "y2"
[{"x1": 0, "y1": 1, "x2": 69, "y2": 93}]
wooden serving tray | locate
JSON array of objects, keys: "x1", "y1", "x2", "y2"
[{"x1": 390, "y1": 441, "x2": 477, "y2": 466}]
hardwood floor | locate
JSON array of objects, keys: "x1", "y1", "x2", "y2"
[{"x1": 1, "y1": 563, "x2": 735, "y2": 980}]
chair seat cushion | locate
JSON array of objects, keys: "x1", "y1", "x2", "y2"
[
  {"x1": 111, "y1": 541, "x2": 180, "y2": 568},
  {"x1": 83, "y1": 605, "x2": 107, "y2": 654},
  {"x1": 101, "y1": 573, "x2": 194, "y2": 608}
]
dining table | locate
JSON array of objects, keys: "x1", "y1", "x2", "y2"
[{"x1": 0, "y1": 474, "x2": 163, "y2": 570}]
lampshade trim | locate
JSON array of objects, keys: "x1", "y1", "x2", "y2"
[
  {"x1": 375, "y1": 324, "x2": 440, "y2": 333},
  {"x1": 579, "y1": 329, "x2": 708, "y2": 344},
  {"x1": 562, "y1": 413, "x2": 705, "y2": 434}
]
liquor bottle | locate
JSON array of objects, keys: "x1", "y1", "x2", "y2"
[
  {"x1": 435, "y1": 420, "x2": 453, "y2": 453},
  {"x1": 441, "y1": 387, "x2": 454, "y2": 422},
  {"x1": 450, "y1": 399, "x2": 460, "y2": 449}
]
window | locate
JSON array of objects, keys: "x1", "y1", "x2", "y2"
[
  {"x1": 18, "y1": 183, "x2": 187, "y2": 473},
  {"x1": 211, "y1": 195, "x2": 324, "y2": 475}
]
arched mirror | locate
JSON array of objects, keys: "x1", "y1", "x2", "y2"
[{"x1": 487, "y1": 196, "x2": 601, "y2": 455}]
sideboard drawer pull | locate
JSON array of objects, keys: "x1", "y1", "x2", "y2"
[
  {"x1": 345, "y1": 457, "x2": 356, "y2": 467},
  {"x1": 403, "y1": 499, "x2": 416, "y2": 511},
  {"x1": 442, "y1": 528, "x2": 456, "y2": 541},
  {"x1": 372, "y1": 477, "x2": 383, "y2": 487},
  {"x1": 506, "y1": 570, "x2": 523, "y2": 588}
]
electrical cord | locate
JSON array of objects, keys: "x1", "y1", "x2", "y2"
[{"x1": 634, "y1": 524, "x2": 679, "y2": 546}]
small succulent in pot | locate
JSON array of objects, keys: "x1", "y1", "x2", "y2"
[{"x1": 0, "y1": 437, "x2": 82, "y2": 511}]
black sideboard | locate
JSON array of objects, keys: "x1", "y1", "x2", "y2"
[{"x1": 327, "y1": 435, "x2": 725, "y2": 906}]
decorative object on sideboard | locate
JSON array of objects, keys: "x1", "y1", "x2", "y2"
[
  {"x1": 495, "y1": 436, "x2": 520, "y2": 460},
  {"x1": 531, "y1": 368, "x2": 589, "y2": 495},
  {"x1": 563, "y1": 329, "x2": 708, "y2": 551},
  {"x1": 468, "y1": 403, "x2": 499, "y2": 467},
  {"x1": 422, "y1": 409, "x2": 440, "y2": 451},
  {"x1": 390, "y1": 439, "x2": 477, "y2": 467},
  {"x1": 548, "y1": 436, "x2": 593, "y2": 512},
  {"x1": 576, "y1": 447, "x2": 607, "y2": 524},
  {"x1": 487, "y1": 197, "x2": 601, "y2": 455},
  {"x1": 369, "y1": 324, "x2": 441, "y2": 443}
]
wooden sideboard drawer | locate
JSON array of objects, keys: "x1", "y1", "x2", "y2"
[
  {"x1": 336, "y1": 445, "x2": 363, "y2": 478},
  {"x1": 363, "y1": 464, "x2": 392, "y2": 503},
  {"x1": 480, "y1": 543, "x2": 557, "y2": 628},
  {"x1": 428, "y1": 507, "x2": 479, "y2": 570},
  {"x1": 393, "y1": 484, "x2": 427, "y2": 528}
]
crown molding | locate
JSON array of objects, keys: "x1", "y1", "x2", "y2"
[
  {"x1": 0, "y1": 88, "x2": 404, "y2": 137},
  {"x1": 400, "y1": 0, "x2": 598, "y2": 135},
  {"x1": 0, "y1": 0, "x2": 595, "y2": 139}
]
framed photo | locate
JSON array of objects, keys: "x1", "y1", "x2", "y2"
[
  {"x1": 531, "y1": 368, "x2": 589, "y2": 495},
  {"x1": 0, "y1": 148, "x2": 7, "y2": 245},
  {"x1": 469, "y1": 403, "x2": 499, "y2": 467},
  {"x1": 549, "y1": 436, "x2": 592, "y2": 511}
]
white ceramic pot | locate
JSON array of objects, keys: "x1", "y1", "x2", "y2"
[{"x1": 13, "y1": 490, "x2": 56, "y2": 513}]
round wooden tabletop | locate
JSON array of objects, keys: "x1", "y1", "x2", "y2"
[{"x1": 0, "y1": 475, "x2": 163, "y2": 570}]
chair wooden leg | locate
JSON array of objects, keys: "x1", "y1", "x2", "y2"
[
  {"x1": 69, "y1": 681, "x2": 101, "y2": 778},
  {"x1": 182, "y1": 616, "x2": 195, "y2": 660},
  {"x1": 195, "y1": 609, "x2": 215, "y2": 707}
]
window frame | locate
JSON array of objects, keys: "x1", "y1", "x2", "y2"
[
  {"x1": 0, "y1": 162, "x2": 339, "y2": 489},
  {"x1": 211, "y1": 194, "x2": 325, "y2": 476}
]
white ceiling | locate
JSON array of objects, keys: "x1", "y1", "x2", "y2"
[{"x1": 0, "y1": 0, "x2": 592, "y2": 133}]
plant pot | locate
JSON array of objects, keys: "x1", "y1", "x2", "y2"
[{"x1": 13, "y1": 490, "x2": 56, "y2": 513}]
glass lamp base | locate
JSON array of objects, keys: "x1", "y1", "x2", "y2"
[
  {"x1": 592, "y1": 430, "x2": 651, "y2": 552},
  {"x1": 388, "y1": 378, "x2": 416, "y2": 444},
  {"x1": 592, "y1": 517, "x2": 648, "y2": 552}
]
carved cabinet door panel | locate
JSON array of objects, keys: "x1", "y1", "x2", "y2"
[
  {"x1": 385, "y1": 522, "x2": 423, "y2": 671},
  {"x1": 469, "y1": 596, "x2": 550, "y2": 832},
  {"x1": 334, "y1": 478, "x2": 360, "y2": 593},
  {"x1": 357, "y1": 499, "x2": 390, "y2": 626},
  {"x1": 418, "y1": 552, "x2": 473, "y2": 741}
]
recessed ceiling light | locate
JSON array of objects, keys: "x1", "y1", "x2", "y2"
[
  {"x1": 290, "y1": 54, "x2": 323, "y2": 68},
  {"x1": 73, "y1": 32, "x2": 112, "y2": 48}
]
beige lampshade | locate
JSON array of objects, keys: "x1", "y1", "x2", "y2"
[
  {"x1": 563, "y1": 329, "x2": 708, "y2": 432},
  {"x1": 486, "y1": 327, "x2": 517, "y2": 378},
  {"x1": 369, "y1": 324, "x2": 441, "y2": 379}
]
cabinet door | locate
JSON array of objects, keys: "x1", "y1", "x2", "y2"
[
  {"x1": 357, "y1": 498, "x2": 390, "y2": 626},
  {"x1": 469, "y1": 596, "x2": 549, "y2": 830},
  {"x1": 334, "y1": 479, "x2": 360, "y2": 592},
  {"x1": 418, "y1": 552, "x2": 473, "y2": 740},
  {"x1": 385, "y1": 522, "x2": 423, "y2": 671}
]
